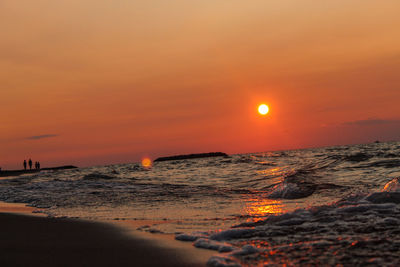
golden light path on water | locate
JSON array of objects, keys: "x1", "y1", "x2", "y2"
[
  {"x1": 244, "y1": 198, "x2": 286, "y2": 220},
  {"x1": 241, "y1": 165, "x2": 290, "y2": 221}
]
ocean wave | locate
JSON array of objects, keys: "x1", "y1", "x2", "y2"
[
  {"x1": 357, "y1": 159, "x2": 400, "y2": 169},
  {"x1": 265, "y1": 161, "x2": 345, "y2": 199},
  {"x1": 366, "y1": 178, "x2": 400, "y2": 204},
  {"x1": 267, "y1": 182, "x2": 316, "y2": 199},
  {"x1": 383, "y1": 177, "x2": 400, "y2": 192},
  {"x1": 343, "y1": 152, "x2": 374, "y2": 162},
  {"x1": 181, "y1": 177, "x2": 400, "y2": 266},
  {"x1": 82, "y1": 173, "x2": 116, "y2": 180}
]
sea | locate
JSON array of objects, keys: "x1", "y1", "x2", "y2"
[{"x1": 1, "y1": 141, "x2": 400, "y2": 266}]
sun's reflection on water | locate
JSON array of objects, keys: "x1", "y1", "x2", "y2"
[
  {"x1": 238, "y1": 165, "x2": 291, "y2": 222},
  {"x1": 243, "y1": 198, "x2": 287, "y2": 221},
  {"x1": 255, "y1": 165, "x2": 292, "y2": 185},
  {"x1": 256, "y1": 167, "x2": 285, "y2": 176}
]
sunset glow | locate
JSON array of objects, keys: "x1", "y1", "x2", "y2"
[
  {"x1": 2, "y1": 2, "x2": 400, "y2": 267},
  {"x1": 1, "y1": 1, "x2": 400, "y2": 169}
]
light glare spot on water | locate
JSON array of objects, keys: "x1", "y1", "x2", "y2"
[{"x1": 141, "y1": 157, "x2": 152, "y2": 168}]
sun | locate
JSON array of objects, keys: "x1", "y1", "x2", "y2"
[{"x1": 258, "y1": 104, "x2": 269, "y2": 115}]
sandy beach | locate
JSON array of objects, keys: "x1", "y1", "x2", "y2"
[{"x1": 0, "y1": 203, "x2": 213, "y2": 267}]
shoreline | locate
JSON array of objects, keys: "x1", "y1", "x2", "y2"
[
  {"x1": 0, "y1": 202, "x2": 46, "y2": 216},
  {"x1": 0, "y1": 165, "x2": 78, "y2": 177},
  {"x1": 0, "y1": 202, "x2": 214, "y2": 266}
]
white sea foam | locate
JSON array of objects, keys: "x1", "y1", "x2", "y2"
[
  {"x1": 210, "y1": 229, "x2": 257, "y2": 241},
  {"x1": 175, "y1": 233, "x2": 206, "y2": 242},
  {"x1": 230, "y1": 245, "x2": 259, "y2": 256},
  {"x1": 194, "y1": 239, "x2": 234, "y2": 252},
  {"x1": 207, "y1": 256, "x2": 241, "y2": 267}
]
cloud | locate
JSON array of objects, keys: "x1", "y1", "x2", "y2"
[
  {"x1": 26, "y1": 134, "x2": 59, "y2": 140},
  {"x1": 343, "y1": 119, "x2": 400, "y2": 126}
]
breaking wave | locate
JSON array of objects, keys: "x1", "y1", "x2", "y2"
[{"x1": 177, "y1": 177, "x2": 400, "y2": 266}]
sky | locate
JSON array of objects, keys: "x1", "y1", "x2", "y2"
[{"x1": 1, "y1": 1, "x2": 400, "y2": 169}]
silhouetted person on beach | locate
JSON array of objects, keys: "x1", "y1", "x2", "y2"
[
  {"x1": 28, "y1": 159, "x2": 32, "y2": 170},
  {"x1": 37, "y1": 162, "x2": 40, "y2": 170},
  {"x1": 23, "y1": 160, "x2": 27, "y2": 170}
]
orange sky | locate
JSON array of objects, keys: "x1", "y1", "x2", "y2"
[{"x1": 1, "y1": 1, "x2": 400, "y2": 169}]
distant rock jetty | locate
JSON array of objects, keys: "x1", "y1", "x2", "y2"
[
  {"x1": 0, "y1": 165, "x2": 78, "y2": 177},
  {"x1": 154, "y1": 152, "x2": 228, "y2": 162}
]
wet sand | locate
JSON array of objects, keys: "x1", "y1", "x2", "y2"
[
  {"x1": 0, "y1": 202, "x2": 46, "y2": 215},
  {"x1": 0, "y1": 203, "x2": 213, "y2": 267}
]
